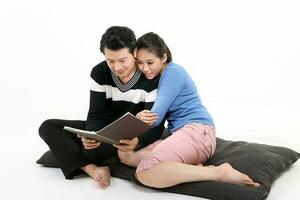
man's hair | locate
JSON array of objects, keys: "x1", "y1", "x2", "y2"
[{"x1": 100, "y1": 26, "x2": 136, "y2": 54}]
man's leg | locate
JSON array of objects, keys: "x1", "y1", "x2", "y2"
[
  {"x1": 39, "y1": 119, "x2": 117, "y2": 188},
  {"x1": 81, "y1": 142, "x2": 117, "y2": 188}
]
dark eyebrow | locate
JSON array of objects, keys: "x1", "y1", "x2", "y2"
[
  {"x1": 135, "y1": 58, "x2": 155, "y2": 62},
  {"x1": 106, "y1": 57, "x2": 128, "y2": 61}
]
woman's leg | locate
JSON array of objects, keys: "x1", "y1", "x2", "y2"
[
  {"x1": 136, "y1": 124, "x2": 260, "y2": 188},
  {"x1": 137, "y1": 161, "x2": 259, "y2": 188}
]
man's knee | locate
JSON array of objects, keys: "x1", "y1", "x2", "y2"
[{"x1": 38, "y1": 119, "x2": 56, "y2": 140}]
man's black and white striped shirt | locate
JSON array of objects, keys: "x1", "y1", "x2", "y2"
[{"x1": 86, "y1": 61, "x2": 164, "y2": 147}]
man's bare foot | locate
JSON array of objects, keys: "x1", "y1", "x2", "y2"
[
  {"x1": 94, "y1": 166, "x2": 111, "y2": 189},
  {"x1": 217, "y1": 163, "x2": 260, "y2": 187},
  {"x1": 81, "y1": 164, "x2": 111, "y2": 189}
]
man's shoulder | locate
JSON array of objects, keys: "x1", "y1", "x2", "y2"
[
  {"x1": 91, "y1": 61, "x2": 109, "y2": 74},
  {"x1": 90, "y1": 61, "x2": 111, "y2": 84}
]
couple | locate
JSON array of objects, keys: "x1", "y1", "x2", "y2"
[{"x1": 39, "y1": 26, "x2": 259, "y2": 189}]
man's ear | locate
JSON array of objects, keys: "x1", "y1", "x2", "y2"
[{"x1": 133, "y1": 48, "x2": 137, "y2": 58}]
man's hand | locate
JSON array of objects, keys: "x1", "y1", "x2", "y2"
[
  {"x1": 78, "y1": 135, "x2": 101, "y2": 149},
  {"x1": 136, "y1": 110, "x2": 158, "y2": 126},
  {"x1": 113, "y1": 137, "x2": 139, "y2": 152}
]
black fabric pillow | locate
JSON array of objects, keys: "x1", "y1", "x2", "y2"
[{"x1": 37, "y1": 138, "x2": 300, "y2": 200}]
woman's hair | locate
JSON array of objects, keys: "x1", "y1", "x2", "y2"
[
  {"x1": 136, "y1": 32, "x2": 172, "y2": 63},
  {"x1": 100, "y1": 26, "x2": 136, "y2": 54}
]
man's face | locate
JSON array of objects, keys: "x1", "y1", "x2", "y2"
[{"x1": 104, "y1": 47, "x2": 136, "y2": 81}]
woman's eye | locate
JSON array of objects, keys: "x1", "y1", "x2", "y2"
[{"x1": 147, "y1": 62, "x2": 153, "y2": 65}]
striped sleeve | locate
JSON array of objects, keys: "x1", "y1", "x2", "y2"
[{"x1": 86, "y1": 66, "x2": 107, "y2": 131}]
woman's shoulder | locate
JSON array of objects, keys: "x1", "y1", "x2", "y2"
[{"x1": 164, "y1": 62, "x2": 187, "y2": 76}]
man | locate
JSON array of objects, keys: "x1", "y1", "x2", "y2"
[{"x1": 39, "y1": 26, "x2": 165, "y2": 188}]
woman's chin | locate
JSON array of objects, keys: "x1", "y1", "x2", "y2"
[
  {"x1": 144, "y1": 73, "x2": 156, "y2": 80},
  {"x1": 145, "y1": 75, "x2": 155, "y2": 80}
]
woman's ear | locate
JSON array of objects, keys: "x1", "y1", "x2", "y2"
[
  {"x1": 163, "y1": 53, "x2": 168, "y2": 63},
  {"x1": 133, "y1": 48, "x2": 137, "y2": 58}
]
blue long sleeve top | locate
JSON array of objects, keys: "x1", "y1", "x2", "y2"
[{"x1": 151, "y1": 62, "x2": 214, "y2": 133}]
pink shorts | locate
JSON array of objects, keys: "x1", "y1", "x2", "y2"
[{"x1": 136, "y1": 123, "x2": 216, "y2": 173}]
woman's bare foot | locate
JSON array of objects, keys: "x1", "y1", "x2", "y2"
[
  {"x1": 81, "y1": 164, "x2": 111, "y2": 189},
  {"x1": 118, "y1": 148, "x2": 152, "y2": 167},
  {"x1": 118, "y1": 150, "x2": 138, "y2": 167},
  {"x1": 216, "y1": 163, "x2": 260, "y2": 187}
]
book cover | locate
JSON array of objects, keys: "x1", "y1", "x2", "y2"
[{"x1": 63, "y1": 112, "x2": 151, "y2": 145}]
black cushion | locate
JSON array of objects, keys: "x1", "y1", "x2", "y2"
[{"x1": 37, "y1": 138, "x2": 300, "y2": 200}]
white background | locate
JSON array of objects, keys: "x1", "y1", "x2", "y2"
[
  {"x1": 0, "y1": 0, "x2": 300, "y2": 199},
  {"x1": 0, "y1": 0, "x2": 299, "y2": 137}
]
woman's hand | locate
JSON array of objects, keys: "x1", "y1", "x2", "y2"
[{"x1": 136, "y1": 110, "x2": 158, "y2": 126}]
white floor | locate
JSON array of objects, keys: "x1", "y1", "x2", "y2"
[{"x1": 1, "y1": 103, "x2": 300, "y2": 200}]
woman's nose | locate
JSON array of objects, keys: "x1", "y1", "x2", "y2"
[{"x1": 143, "y1": 65, "x2": 150, "y2": 72}]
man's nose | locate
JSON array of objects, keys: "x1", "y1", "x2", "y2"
[{"x1": 113, "y1": 63, "x2": 122, "y2": 71}]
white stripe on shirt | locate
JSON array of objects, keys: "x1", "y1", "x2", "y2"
[{"x1": 90, "y1": 78, "x2": 157, "y2": 104}]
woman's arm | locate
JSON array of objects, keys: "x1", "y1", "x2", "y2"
[{"x1": 151, "y1": 66, "x2": 186, "y2": 126}]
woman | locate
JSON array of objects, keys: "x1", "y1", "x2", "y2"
[{"x1": 117, "y1": 32, "x2": 260, "y2": 188}]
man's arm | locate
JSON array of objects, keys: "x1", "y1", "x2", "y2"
[{"x1": 86, "y1": 66, "x2": 107, "y2": 131}]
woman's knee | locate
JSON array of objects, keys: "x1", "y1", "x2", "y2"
[
  {"x1": 135, "y1": 157, "x2": 162, "y2": 187},
  {"x1": 136, "y1": 169, "x2": 154, "y2": 187}
]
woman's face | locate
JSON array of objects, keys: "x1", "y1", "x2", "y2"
[{"x1": 135, "y1": 49, "x2": 167, "y2": 80}]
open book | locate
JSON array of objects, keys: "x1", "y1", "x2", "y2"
[{"x1": 63, "y1": 112, "x2": 151, "y2": 145}]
